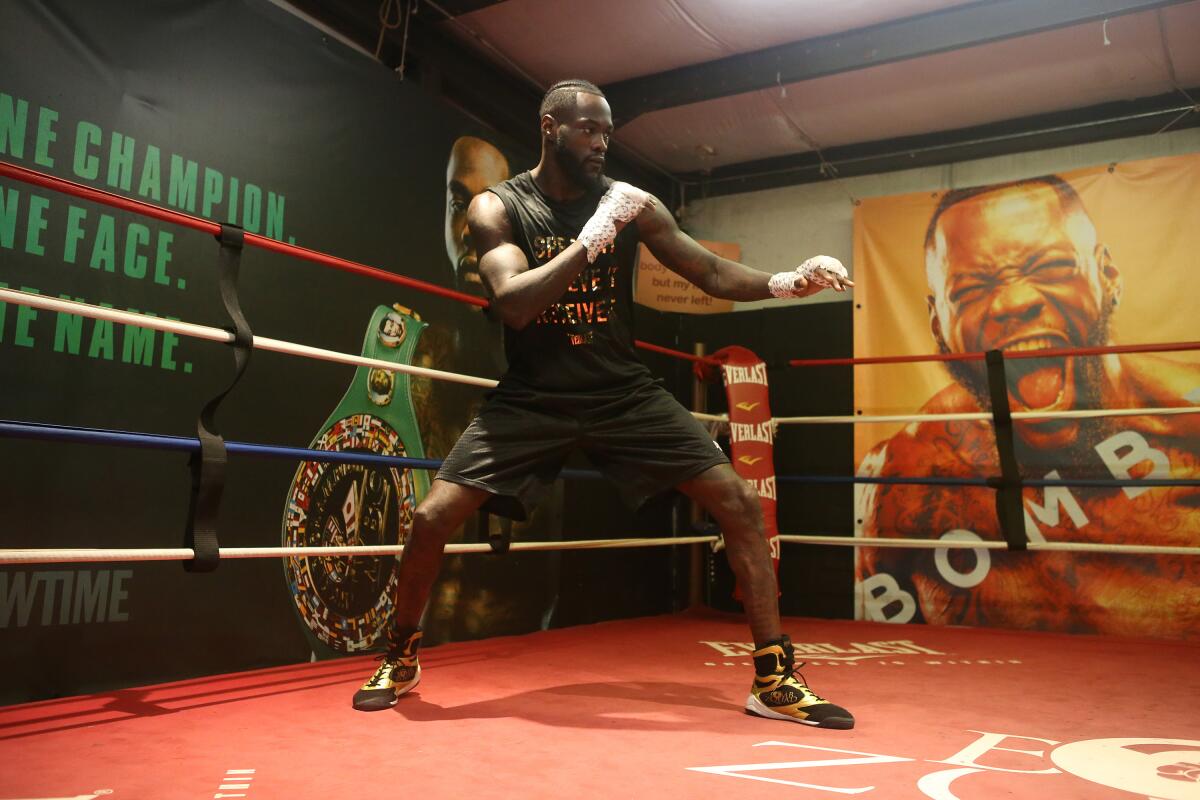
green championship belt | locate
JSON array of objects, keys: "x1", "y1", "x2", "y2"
[{"x1": 282, "y1": 303, "x2": 431, "y2": 655}]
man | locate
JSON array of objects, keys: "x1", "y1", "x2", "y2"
[
  {"x1": 354, "y1": 79, "x2": 856, "y2": 728},
  {"x1": 857, "y1": 176, "x2": 1200, "y2": 637}
]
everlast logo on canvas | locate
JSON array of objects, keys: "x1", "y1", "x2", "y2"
[{"x1": 701, "y1": 639, "x2": 946, "y2": 658}]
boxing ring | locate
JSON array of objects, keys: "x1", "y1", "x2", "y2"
[{"x1": 2, "y1": 160, "x2": 1199, "y2": 800}]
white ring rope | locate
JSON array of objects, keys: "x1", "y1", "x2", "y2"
[
  {"x1": 0, "y1": 288, "x2": 498, "y2": 389},
  {"x1": 695, "y1": 406, "x2": 1200, "y2": 425},
  {"x1": 0, "y1": 535, "x2": 721, "y2": 565},
  {"x1": 776, "y1": 534, "x2": 1200, "y2": 556},
  {"x1": 4, "y1": 288, "x2": 1196, "y2": 426},
  {"x1": 4, "y1": 296, "x2": 1192, "y2": 567},
  {"x1": 6, "y1": 532, "x2": 1195, "y2": 566}
]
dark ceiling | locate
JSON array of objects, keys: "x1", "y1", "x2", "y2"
[{"x1": 281, "y1": 0, "x2": 1200, "y2": 202}]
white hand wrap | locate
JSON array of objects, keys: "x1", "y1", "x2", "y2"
[
  {"x1": 798, "y1": 254, "x2": 849, "y2": 287},
  {"x1": 767, "y1": 255, "x2": 849, "y2": 297},
  {"x1": 577, "y1": 181, "x2": 651, "y2": 263}
]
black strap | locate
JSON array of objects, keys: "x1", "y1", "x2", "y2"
[
  {"x1": 485, "y1": 512, "x2": 512, "y2": 555},
  {"x1": 984, "y1": 349, "x2": 1027, "y2": 551},
  {"x1": 184, "y1": 225, "x2": 253, "y2": 572}
]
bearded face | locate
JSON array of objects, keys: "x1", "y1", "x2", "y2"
[
  {"x1": 926, "y1": 183, "x2": 1122, "y2": 451},
  {"x1": 545, "y1": 91, "x2": 611, "y2": 195},
  {"x1": 553, "y1": 126, "x2": 604, "y2": 193}
]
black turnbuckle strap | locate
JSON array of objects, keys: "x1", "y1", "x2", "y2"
[
  {"x1": 484, "y1": 511, "x2": 512, "y2": 555},
  {"x1": 184, "y1": 224, "x2": 253, "y2": 572},
  {"x1": 984, "y1": 349, "x2": 1027, "y2": 551}
]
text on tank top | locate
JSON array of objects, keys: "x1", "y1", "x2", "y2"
[{"x1": 488, "y1": 171, "x2": 653, "y2": 393}]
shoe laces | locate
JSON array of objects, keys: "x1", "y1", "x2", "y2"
[
  {"x1": 364, "y1": 654, "x2": 397, "y2": 689},
  {"x1": 783, "y1": 660, "x2": 826, "y2": 702}
]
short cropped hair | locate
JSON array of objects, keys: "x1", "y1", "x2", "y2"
[
  {"x1": 539, "y1": 79, "x2": 605, "y2": 120},
  {"x1": 924, "y1": 175, "x2": 1084, "y2": 253},
  {"x1": 923, "y1": 174, "x2": 1098, "y2": 301}
]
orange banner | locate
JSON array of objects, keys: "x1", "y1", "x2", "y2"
[
  {"x1": 716, "y1": 345, "x2": 780, "y2": 596},
  {"x1": 851, "y1": 154, "x2": 1200, "y2": 638},
  {"x1": 635, "y1": 241, "x2": 738, "y2": 314}
]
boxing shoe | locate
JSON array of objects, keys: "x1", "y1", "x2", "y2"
[
  {"x1": 352, "y1": 629, "x2": 422, "y2": 711},
  {"x1": 746, "y1": 635, "x2": 854, "y2": 729}
]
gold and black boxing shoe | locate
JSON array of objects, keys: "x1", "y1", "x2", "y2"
[
  {"x1": 353, "y1": 629, "x2": 423, "y2": 711},
  {"x1": 746, "y1": 635, "x2": 855, "y2": 729}
]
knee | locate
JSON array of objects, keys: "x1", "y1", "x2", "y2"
[
  {"x1": 410, "y1": 501, "x2": 457, "y2": 543},
  {"x1": 712, "y1": 479, "x2": 763, "y2": 525}
]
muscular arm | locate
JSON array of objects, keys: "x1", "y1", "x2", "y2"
[
  {"x1": 635, "y1": 198, "x2": 837, "y2": 300},
  {"x1": 470, "y1": 192, "x2": 591, "y2": 330}
]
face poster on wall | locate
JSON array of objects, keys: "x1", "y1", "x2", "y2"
[{"x1": 851, "y1": 153, "x2": 1200, "y2": 638}]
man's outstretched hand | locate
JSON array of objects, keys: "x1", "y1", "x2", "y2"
[
  {"x1": 768, "y1": 255, "x2": 854, "y2": 297},
  {"x1": 794, "y1": 255, "x2": 854, "y2": 293}
]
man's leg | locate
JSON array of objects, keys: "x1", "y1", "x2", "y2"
[
  {"x1": 353, "y1": 478, "x2": 489, "y2": 711},
  {"x1": 392, "y1": 478, "x2": 491, "y2": 631},
  {"x1": 676, "y1": 463, "x2": 780, "y2": 645},
  {"x1": 677, "y1": 463, "x2": 854, "y2": 729}
]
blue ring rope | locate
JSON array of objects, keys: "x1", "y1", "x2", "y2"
[
  {"x1": 4, "y1": 420, "x2": 1196, "y2": 488},
  {"x1": 0, "y1": 420, "x2": 602, "y2": 480},
  {"x1": 776, "y1": 474, "x2": 1199, "y2": 487}
]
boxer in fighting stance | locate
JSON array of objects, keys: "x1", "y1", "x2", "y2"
[{"x1": 354, "y1": 79, "x2": 856, "y2": 728}]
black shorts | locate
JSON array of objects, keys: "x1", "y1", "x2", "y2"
[{"x1": 436, "y1": 381, "x2": 729, "y2": 520}]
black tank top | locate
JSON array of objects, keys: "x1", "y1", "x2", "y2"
[{"x1": 488, "y1": 171, "x2": 654, "y2": 395}]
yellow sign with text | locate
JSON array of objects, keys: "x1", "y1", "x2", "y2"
[{"x1": 634, "y1": 241, "x2": 738, "y2": 314}]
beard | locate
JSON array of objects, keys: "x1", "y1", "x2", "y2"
[
  {"x1": 942, "y1": 303, "x2": 1116, "y2": 461},
  {"x1": 554, "y1": 132, "x2": 603, "y2": 193}
]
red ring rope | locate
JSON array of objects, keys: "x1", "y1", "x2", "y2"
[
  {"x1": 1, "y1": 160, "x2": 723, "y2": 364},
  {"x1": 788, "y1": 340, "x2": 1200, "y2": 367},
  {"x1": 0, "y1": 161, "x2": 486, "y2": 307},
  {"x1": 7, "y1": 161, "x2": 1195, "y2": 370}
]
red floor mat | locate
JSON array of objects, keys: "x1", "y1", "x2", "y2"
[{"x1": 1, "y1": 611, "x2": 1198, "y2": 799}]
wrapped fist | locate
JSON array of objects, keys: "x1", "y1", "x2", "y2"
[
  {"x1": 797, "y1": 255, "x2": 849, "y2": 287},
  {"x1": 577, "y1": 181, "x2": 652, "y2": 263},
  {"x1": 768, "y1": 255, "x2": 852, "y2": 297}
]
